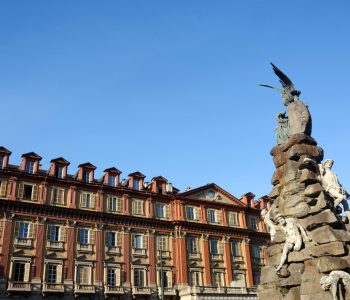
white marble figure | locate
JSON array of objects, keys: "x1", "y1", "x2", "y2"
[
  {"x1": 274, "y1": 214, "x2": 311, "y2": 273},
  {"x1": 320, "y1": 270, "x2": 350, "y2": 300},
  {"x1": 261, "y1": 208, "x2": 277, "y2": 241},
  {"x1": 319, "y1": 159, "x2": 350, "y2": 219}
]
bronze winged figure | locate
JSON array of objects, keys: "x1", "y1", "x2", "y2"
[{"x1": 260, "y1": 63, "x2": 301, "y2": 106}]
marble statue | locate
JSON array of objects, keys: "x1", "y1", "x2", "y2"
[
  {"x1": 260, "y1": 63, "x2": 312, "y2": 137},
  {"x1": 273, "y1": 214, "x2": 311, "y2": 274},
  {"x1": 261, "y1": 208, "x2": 277, "y2": 241},
  {"x1": 320, "y1": 270, "x2": 350, "y2": 300},
  {"x1": 275, "y1": 110, "x2": 290, "y2": 145}
]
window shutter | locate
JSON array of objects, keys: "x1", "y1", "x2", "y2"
[
  {"x1": 77, "y1": 228, "x2": 81, "y2": 242},
  {"x1": 140, "y1": 201, "x2": 144, "y2": 214},
  {"x1": 142, "y1": 235, "x2": 147, "y2": 249},
  {"x1": 107, "y1": 196, "x2": 111, "y2": 211},
  {"x1": 165, "y1": 204, "x2": 170, "y2": 219},
  {"x1": 14, "y1": 222, "x2": 20, "y2": 237},
  {"x1": 80, "y1": 193, "x2": 86, "y2": 208},
  {"x1": 207, "y1": 209, "x2": 210, "y2": 222},
  {"x1": 47, "y1": 225, "x2": 52, "y2": 239},
  {"x1": 0, "y1": 180, "x2": 7, "y2": 197},
  {"x1": 116, "y1": 268, "x2": 121, "y2": 286},
  {"x1": 89, "y1": 229, "x2": 95, "y2": 244},
  {"x1": 90, "y1": 194, "x2": 96, "y2": 209},
  {"x1": 28, "y1": 223, "x2": 36, "y2": 238},
  {"x1": 132, "y1": 200, "x2": 136, "y2": 214},
  {"x1": 167, "y1": 271, "x2": 173, "y2": 287},
  {"x1": 216, "y1": 210, "x2": 222, "y2": 224},
  {"x1": 131, "y1": 234, "x2": 135, "y2": 248},
  {"x1": 59, "y1": 226, "x2": 66, "y2": 242},
  {"x1": 193, "y1": 239, "x2": 198, "y2": 253},
  {"x1": 57, "y1": 264, "x2": 63, "y2": 283},
  {"x1": 116, "y1": 232, "x2": 122, "y2": 247},
  {"x1": 117, "y1": 198, "x2": 122, "y2": 212},
  {"x1": 51, "y1": 189, "x2": 56, "y2": 204},
  {"x1": 57, "y1": 189, "x2": 64, "y2": 205},
  {"x1": 196, "y1": 207, "x2": 202, "y2": 222},
  {"x1": 18, "y1": 183, "x2": 24, "y2": 199},
  {"x1": 218, "y1": 240, "x2": 223, "y2": 254},
  {"x1": 24, "y1": 263, "x2": 31, "y2": 282},
  {"x1": 32, "y1": 185, "x2": 38, "y2": 201}
]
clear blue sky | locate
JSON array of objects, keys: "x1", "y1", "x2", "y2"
[{"x1": 1, "y1": 1, "x2": 350, "y2": 199}]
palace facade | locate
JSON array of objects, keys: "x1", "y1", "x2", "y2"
[{"x1": 0, "y1": 146, "x2": 270, "y2": 300}]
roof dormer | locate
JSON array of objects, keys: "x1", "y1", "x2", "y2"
[
  {"x1": 50, "y1": 157, "x2": 70, "y2": 179},
  {"x1": 151, "y1": 176, "x2": 168, "y2": 194},
  {"x1": 0, "y1": 146, "x2": 11, "y2": 169},
  {"x1": 104, "y1": 167, "x2": 122, "y2": 187},
  {"x1": 241, "y1": 192, "x2": 256, "y2": 207},
  {"x1": 20, "y1": 152, "x2": 42, "y2": 174},
  {"x1": 78, "y1": 162, "x2": 97, "y2": 183},
  {"x1": 128, "y1": 172, "x2": 145, "y2": 191}
]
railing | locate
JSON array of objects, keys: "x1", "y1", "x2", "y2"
[
  {"x1": 188, "y1": 252, "x2": 201, "y2": 259},
  {"x1": 132, "y1": 287, "x2": 151, "y2": 294},
  {"x1": 188, "y1": 286, "x2": 256, "y2": 295},
  {"x1": 43, "y1": 283, "x2": 64, "y2": 292},
  {"x1": 106, "y1": 246, "x2": 121, "y2": 254},
  {"x1": 157, "y1": 250, "x2": 170, "y2": 258},
  {"x1": 104, "y1": 285, "x2": 124, "y2": 294},
  {"x1": 74, "y1": 284, "x2": 95, "y2": 293},
  {"x1": 158, "y1": 287, "x2": 176, "y2": 295},
  {"x1": 14, "y1": 238, "x2": 33, "y2": 247},
  {"x1": 7, "y1": 282, "x2": 31, "y2": 291},
  {"x1": 77, "y1": 244, "x2": 93, "y2": 252},
  {"x1": 46, "y1": 241, "x2": 64, "y2": 250},
  {"x1": 210, "y1": 253, "x2": 223, "y2": 261},
  {"x1": 232, "y1": 256, "x2": 244, "y2": 262},
  {"x1": 132, "y1": 248, "x2": 146, "y2": 256}
]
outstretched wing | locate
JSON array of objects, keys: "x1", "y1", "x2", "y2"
[
  {"x1": 271, "y1": 63, "x2": 295, "y2": 90},
  {"x1": 258, "y1": 84, "x2": 282, "y2": 92}
]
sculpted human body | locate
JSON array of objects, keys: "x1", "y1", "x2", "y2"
[
  {"x1": 320, "y1": 270, "x2": 350, "y2": 300},
  {"x1": 261, "y1": 208, "x2": 277, "y2": 241}
]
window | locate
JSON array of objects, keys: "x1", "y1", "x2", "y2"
[
  {"x1": 107, "y1": 268, "x2": 121, "y2": 287},
  {"x1": 210, "y1": 240, "x2": 219, "y2": 254},
  {"x1": 159, "y1": 271, "x2": 169, "y2": 287},
  {"x1": 0, "y1": 179, "x2": 7, "y2": 197},
  {"x1": 0, "y1": 156, "x2": 3, "y2": 169},
  {"x1": 232, "y1": 272, "x2": 246, "y2": 287},
  {"x1": 134, "y1": 235, "x2": 143, "y2": 249},
  {"x1": 18, "y1": 183, "x2": 38, "y2": 201},
  {"x1": 80, "y1": 192, "x2": 95, "y2": 209},
  {"x1": 13, "y1": 262, "x2": 25, "y2": 282},
  {"x1": 157, "y1": 236, "x2": 168, "y2": 251},
  {"x1": 108, "y1": 196, "x2": 122, "y2": 212},
  {"x1": 189, "y1": 272, "x2": 201, "y2": 286},
  {"x1": 186, "y1": 206, "x2": 194, "y2": 220},
  {"x1": 155, "y1": 203, "x2": 169, "y2": 219},
  {"x1": 231, "y1": 240, "x2": 242, "y2": 257},
  {"x1": 108, "y1": 175, "x2": 116, "y2": 187},
  {"x1": 207, "y1": 209, "x2": 222, "y2": 224},
  {"x1": 14, "y1": 222, "x2": 34, "y2": 240},
  {"x1": 79, "y1": 229, "x2": 90, "y2": 245},
  {"x1": 248, "y1": 216, "x2": 258, "y2": 230},
  {"x1": 132, "y1": 199, "x2": 144, "y2": 215},
  {"x1": 78, "y1": 266, "x2": 90, "y2": 284},
  {"x1": 25, "y1": 160, "x2": 35, "y2": 174},
  {"x1": 48, "y1": 225, "x2": 60, "y2": 241},
  {"x1": 133, "y1": 179, "x2": 140, "y2": 190},
  {"x1": 51, "y1": 188, "x2": 65, "y2": 205},
  {"x1": 228, "y1": 211, "x2": 240, "y2": 227},
  {"x1": 106, "y1": 231, "x2": 121, "y2": 247},
  {"x1": 134, "y1": 269, "x2": 145, "y2": 287},
  {"x1": 56, "y1": 167, "x2": 63, "y2": 178},
  {"x1": 213, "y1": 272, "x2": 223, "y2": 287},
  {"x1": 83, "y1": 171, "x2": 90, "y2": 183},
  {"x1": 47, "y1": 264, "x2": 57, "y2": 283},
  {"x1": 187, "y1": 237, "x2": 198, "y2": 253}
]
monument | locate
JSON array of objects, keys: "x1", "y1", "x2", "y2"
[{"x1": 257, "y1": 64, "x2": 350, "y2": 300}]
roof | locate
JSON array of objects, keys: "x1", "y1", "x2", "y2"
[
  {"x1": 128, "y1": 171, "x2": 146, "y2": 178},
  {"x1": 78, "y1": 162, "x2": 97, "y2": 169},
  {"x1": 104, "y1": 167, "x2": 122, "y2": 174},
  {"x1": 152, "y1": 176, "x2": 168, "y2": 182},
  {"x1": 180, "y1": 183, "x2": 246, "y2": 207},
  {"x1": 0, "y1": 146, "x2": 11, "y2": 155},
  {"x1": 50, "y1": 157, "x2": 70, "y2": 165},
  {"x1": 21, "y1": 152, "x2": 42, "y2": 160}
]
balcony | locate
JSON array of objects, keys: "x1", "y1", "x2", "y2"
[
  {"x1": 7, "y1": 282, "x2": 31, "y2": 292},
  {"x1": 132, "y1": 287, "x2": 151, "y2": 295},
  {"x1": 157, "y1": 250, "x2": 170, "y2": 258},
  {"x1": 74, "y1": 284, "x2": 95, "y2": 294},
  {"x1": 210, "y1": 253, "x2": 223, "y2": 261},
  {"x1": 42, "y1": 283, "x2": 64, "y2": 293},
  {"x1": 14, "y1": 238, "x2": 33, "y2": 248},
  {"x1": 132, "y1": 248, "x2": 147, "y2": 256},
  {"x1": 77, "y1": 243, "x2": 93, "y2": 252},
  {"x1": 158, "y1": 287, "x2": 176, "y2": 296},
  {"x1": 232, "y1": 256, "x2": 244, "y2": 263},
  {"x1": 188, "y1": 252, "x2": 201, "y2": 260},
  {"x1": 104, "y1": 285, "x2": 124, "y2": 294},
  {"x1": 46, "y1": 241, "x2": 64, "y2": 250},
  {"x1": 106, "y1": 246, "x2": 121, "y2": 255},
  {"x1": 187, "y1": 286, "x2": 256, "y2": 295}
]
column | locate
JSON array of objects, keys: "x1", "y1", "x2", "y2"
[
  {"x1": 201, "y1": 235, "x2": 211, "y2": 286},
  {"x1": 8, "y1": 177, "x2": 17, "y2": 200},
  {"x1": 39, "y1": 182, "x2": 47, "y2": 204},
  {"x1": 68, "y1": 186, "x2": 76, "y2": 209},
  {"x1": 200, "y1": 205, "x2": 207, "y2": 224},
  {"x1": 96, "y1": 191, "x2": 103, "y2": 212},
  {"x1": 148, "y1": 230, "x2": 156, "y2": 287},
  {"x1": 0, "y1": 216, "x2": 14, "y2": 285},
  {"x1": 223, "y1": 237, "x2": 232, "y2": 286},
  {"x1": 123, "y1": 194, "x2": 130, "y2": 215},
  {"x1": 239, "y1": 211, "x2": 247, "y2": 229},
  {"x1": 243, "y1": 239, "x2": 254, "y2": 287},
  {"x1": 221, "y1": 208, "x2": 228, "y2": 226},
  {"x1": 146, "y1": 198, "x2": 154, "y2": 218},
  {"x1": 65, "y1": 221, "x2": 75, "y2": 291},
  {"x1": 174, "y1": 227, "x2": 188, "y2": 287},
  {"x1": 95, "y1": 225, "x2": 104, "y2": 293},
  {"x1": 123, "y1": 228, "x2": 131, "y2": 287},
  {"x1": 32, "y1": 218, "x2": 45, "y2": 286}
]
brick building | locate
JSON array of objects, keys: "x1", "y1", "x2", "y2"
[{"x1": 0, "y1": 146, "x2": 270, "y2": 299}]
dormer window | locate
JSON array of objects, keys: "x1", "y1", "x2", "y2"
[
  {"x1": 108, "y1": 175, "x2": 116, "y2": 187},
  {"x1": 133, "y1": 179, "x2": 140, "y2": 190},
  {"x1": 56, "y1": 167, "x2": 63, "y2": 179},
  {"x1": 78, "y1": 162, "x2": 96, "y2": 183},
  {"x1": 0, "y1": 147, "x2": 11, "y2": 169},
  {"x1": 25, "y1": 160, "x2": 35, "y2": 174},
  {"x1": 50, "y1": 157, "x2": 70, "y2": 179},
  {"x1": 0, "y1": 155, "x2": 3, "y2": 169},
  {"x1": 83, "y1": 170, "x2": 90, "y2": 183}
]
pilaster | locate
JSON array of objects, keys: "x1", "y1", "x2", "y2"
[
  {"x1": 94, "y1": 224, "x2": 104, "y2": 293},
  {"x1": 201, "y1": 205, "x2": 207, "y2": 224},
  {"x1": 174, "y1": 227, "x2": 188, "y2": 286},
  {"x1": 8, "y1": 177, "x2": 17, "y2": 200},
  {"x1": 65, "y1": 221, "x2": 76, "y2": 287},
  {"x1": 123, "y1": 194, "x2": 130, "y2": 215},
  {"x1": 39, "y1": 181, "x2": 47, "y2": 204},
  {"x1": 68, "y1": 186, "x2": 76, "y2": 208},
  {"x1": 201, "y1": 234, "x2": 211, "y2": 286},
  {"x1": 32, "y1": 218, "x2": 46, "y2": 287},
  {"x1": 148, "y1": 230, "x2": 156, "y2": 287},
  {"x1": 223, "y1": 237, "x2": 233, "y2": 286},
  {"x1": 0, "y1": 215, "x2": 14, "y2": 287},
  {"x1": 123, "y1": 228, "x2": 131, "y2": 287},
  {"x1": 243, "y1": 239, "x2": 254, "y2": 287}
]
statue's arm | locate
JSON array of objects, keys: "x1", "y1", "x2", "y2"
[{"x1": 298, "y1": 224, "x2": 311, "y2": 241}]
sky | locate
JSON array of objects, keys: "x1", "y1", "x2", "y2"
[{"x1": 1, "y1": 1, "x2": 350, "y2": 199}]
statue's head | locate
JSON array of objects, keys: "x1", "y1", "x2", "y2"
[
  {"x1": 324, "y1": 159, "x2": 334, "y2": 169},
  {"x1": 273, "y1": 213, "x2": 286, "y2": 225},
  {"x1": 320, "y1": 275, "x2": 332, "y2": 290}
]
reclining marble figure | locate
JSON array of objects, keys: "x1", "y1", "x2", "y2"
[{"x1": 320, "y1": 270, "x2": 350, "y2": 300}]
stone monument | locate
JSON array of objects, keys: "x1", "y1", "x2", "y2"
[{"x1": 257, "y1": 64, "x2": 350, "y2": 300}]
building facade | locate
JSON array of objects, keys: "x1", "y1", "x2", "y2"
[{"x1": 0, "y1": 146, "x2": 270, "y2": 300}]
